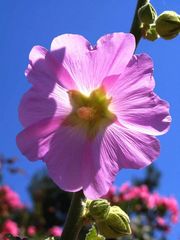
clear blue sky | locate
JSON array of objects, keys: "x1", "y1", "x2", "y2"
[{"x1": 0, "y1": 0, "x2": 180, "y2": 238}]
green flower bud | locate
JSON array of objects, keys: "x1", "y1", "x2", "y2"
[
  {"x1": 144, "y1": 24, "x2": 159, "y2": 41},
  {"x1": 156, "y1": 11, "x2": 180, "y2": 40},
  {"x1": 89, "y1": 199, "x2": 110, "y2": 221},
  {"x1": 97, "y1": 206, "x2": 132, "y2": 238},
  {"x1": 138, "y1": 3, "x2": 157, "y2": 24}
]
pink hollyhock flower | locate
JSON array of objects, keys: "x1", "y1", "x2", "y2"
[
  {"x1": 119, "y1": 182, "x2": 131, "y2": 193},
  {"x1": 156, "y1": 216, "x2": 166, "y2": 227},
  {"x1": 2, "y1": 219, "x2": 19, "y2": 236},
  {"x1": 166, "y1": 197, "x2": 179, "y2": 216},
  {"x1": 16, "y1": 33, "x2": 171, "y2": 199},
  {"x1": 49, "y1": 226, "x2": 62, "y2": 236},
  {"x1": 103, "y1": 185, "x2": 116, "y2": 198},
  {"x1": 146, "y1": 192, "x2": 160, "y2": 209},
  {"x1": 156, "y1": 217, "x2": 170, "y2": 232},
  {"x1": 171, "y1": 214, "x2": 179, "y2": 224},
  {"x1": 103, "y1": 185, "x2": 119, "y2": 202},
  {"x1": 119, "y1": 184, "x2": 150, "y2": 202},
  {"x1": 157, "y1": 196, "x2": 179, "y2": 223},
  {"x1": 27, "y1": 225, "x2": 37, "y2": 236},
  {"x1": 0, "y1": 185, "x2": 24, "y2": 209}
]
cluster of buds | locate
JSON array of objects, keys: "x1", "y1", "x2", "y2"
[
  {"x1": 138, "y1": 1, "x2": 180, "y2": 41},
  {"x1": 84, "y1": 199, "x2": 131, "y2": 238},
  {"x1": 104, "y1": 183, "x2": 179, "y2": 235}
]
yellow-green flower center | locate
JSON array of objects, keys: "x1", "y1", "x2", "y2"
[{"x1": 64, "y1": 87, "x2": 116, "y2": 138}]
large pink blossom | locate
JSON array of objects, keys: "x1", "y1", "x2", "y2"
[{"x1": 16, "y1": 33, "x2": 171, "y2": 199}]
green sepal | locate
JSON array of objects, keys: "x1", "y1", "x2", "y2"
[
  {"x1": 144, "y1": 24, "x2": 159, "y2": 41},
  {"x1": 85, "y1": 225, "x2": 105, "y2": 240},
  {"x1": 89, "y1": 199, "x2": 110, "y2": 221},
  {"x1": 138, "y1": 3, "x2": 157, "y2": 24},
  {"x1": 96, "y1": 206, "x2": 132, "y2": 238}
]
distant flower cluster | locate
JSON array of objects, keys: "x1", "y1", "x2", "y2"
[
  {"x1": 0, "y1": 185, "x2": 63, "y2": 239},
  {"x1": 105, "y1": 183, "x2": 179, "y2": 234},
  {"x1": 48, "y1": 226, "x2": 63, "y2": 237},
  {"x1": 0, "y1": 219, "x2": 19, "y2": 240},
  {"x1": 0, "y1": 220, "x2": 62, "y2": 239},
  {"x1": 0, "y1": 182, "x2": 178, "y2": 239},
  {"x1": 0, "y1": 185, "x2": 24, "y2": 215}
]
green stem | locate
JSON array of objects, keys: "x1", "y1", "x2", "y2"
[
  {"x1": 130, "y1": 0, "x2": 149, "y2": 48},
  {"x1": 61, "y1": 191, "x2": 85, "y2": 240}
]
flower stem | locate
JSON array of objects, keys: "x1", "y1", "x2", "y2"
[
  {"x1": 130, "y1": 0, "x2": 149, "y2": 47},
  {"x1": 61, "y1": 190, "x2": 85, "y2": 240}
]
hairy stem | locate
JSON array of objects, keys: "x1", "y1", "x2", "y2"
[
  {"x1": 61, "y1": 191, "x2": 85, "y2": 240},
  {"x1": 130, "y1": 0, "x2": 149, "y2": 47}
]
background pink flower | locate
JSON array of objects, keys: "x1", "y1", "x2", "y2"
[
  {"x1": 27, "y1": 225, "x2": 37, "y2": 236},
  {"x1": 17, "y1": 33, "x2": 171, "y2": 199},
  {"x1": 48, "y1": 226, "x2": 62, "y2": 236},
  {"x1": 156, "y1": 216, "x2": 170, "y2": 232},
  {"x1": 0, "y1": 185, "x2": 24, "y2": 209},
  {"x1": 1, "y1": 219, "x2": 19, "y2": 236}
]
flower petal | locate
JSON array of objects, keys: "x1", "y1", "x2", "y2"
[
  {"x1": 26, "y1": 45, "x2": 76, "y2": 90},
  {"x1": 19, "y1": 83, "x2": 71, "y2": 127},
  {"x1": 44, "y1": 126, "x2": 86, "y2": 192},
  {"x1": 82, "y1": 135, "x2": 119, "y2": 199},
  {"x1": 104, "y1": 123, "x2": 160, "y2": 169},
  {"x1": 16, "y1": 117, "x2": 61, "y2": 161},
  {"x1": 83, "y1": 122, "x2": 160, "y2": 199},
  {"x1": 51, "y1": 33, "x2": 135, "y2": 94},
  {"x1": 106, "y1": 54, "x2": 171, "y2": 136}
]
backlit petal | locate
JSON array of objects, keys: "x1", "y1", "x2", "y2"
[
  {"x1": 104, "y1": 123, "x2": 160, "y2": 169},
  {"x1": 106, "y1": 54, "x2": 171, "y2": 136},
  {"x1": 26, "y1": 45, "x2": 76, "y2": 90},
  {"x1": 16, "y1": 117, "x2": 62, "y2": 160},
  {"x1": 51, "y1": 33, "x2": 135, "y2": 94},
  {"x1": 19, "y1": 83, "x2": 71, "y2": 127},
  {"x1": 44, "y1": 126, "x2": 86, "y2": 192}
]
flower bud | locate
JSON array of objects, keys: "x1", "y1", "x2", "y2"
[
  {"x1": 97, "y1": 206, "x2": 132, "y2": 238},
  {"x1": 156, "y1": 11, "x2": 180, "y2": 40},
  {"x1": 144, "y1": 24, "x2": 159, "y2": 41},
  {"x1": 89, "y1": 199, "x2": 110, "y2": 221},
  {"x1": 138, "y1": 3, "x2": 157, "y2": 24}
]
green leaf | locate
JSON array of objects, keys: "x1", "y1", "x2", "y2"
[{"x1": 85, "y1": 225, "x2": 105, "y2": 240}]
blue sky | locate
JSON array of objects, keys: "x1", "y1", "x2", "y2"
[{"x1": 0, "y1": 0, "x2": 180, "y2": 238}]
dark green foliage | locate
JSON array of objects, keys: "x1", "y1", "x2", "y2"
[{"x1": 28, "y1": 170, "x2": 72, "y2": 228}]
